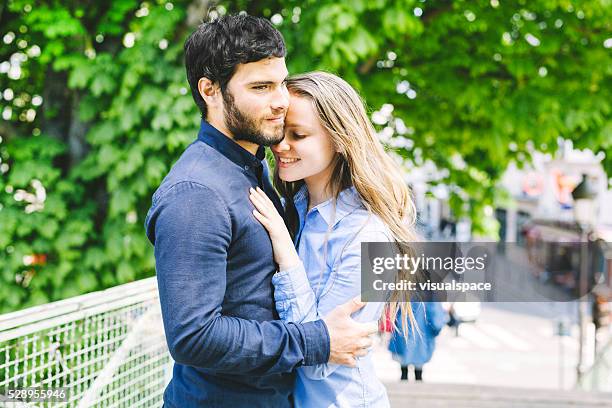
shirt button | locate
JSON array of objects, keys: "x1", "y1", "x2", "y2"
[{"x1": 244, "y1": 165, "x2": 249, "y2": 170}]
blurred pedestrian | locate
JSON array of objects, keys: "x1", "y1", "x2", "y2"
[{"x1": 388, "y1": 301, "x2": 448, "y2": 381}]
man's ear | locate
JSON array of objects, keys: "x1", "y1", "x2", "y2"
[{"x1": 198, "y1": 77, "x2": 221, "y2": 106}]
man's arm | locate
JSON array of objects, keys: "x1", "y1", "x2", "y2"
[
  {"x1": 272, "y1": 229, "x2": 389, "y2": 379},
  {"x1": 146, "y1": 181, "x2": 328, "y2": 375}
]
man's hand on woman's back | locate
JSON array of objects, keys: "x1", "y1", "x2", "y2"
[{"x1": 323, "y1": 297, "x2": 378, "y2": 367}]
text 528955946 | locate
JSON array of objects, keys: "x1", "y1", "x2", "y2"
[{"x1": 0, "y1": 387, "x2": 69, "y2": 403}]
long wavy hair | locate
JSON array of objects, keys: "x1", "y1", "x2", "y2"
[{"x1": 274, "y1": 71, "x2": 420, "y2": 337}]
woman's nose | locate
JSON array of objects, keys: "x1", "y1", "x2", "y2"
[{"x1": 273, "y1": 138, "x2": 291, "y2": 152}]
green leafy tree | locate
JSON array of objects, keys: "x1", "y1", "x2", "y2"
[{"x1": 0, "y1": 0, "x2": 610, "y2": 312}]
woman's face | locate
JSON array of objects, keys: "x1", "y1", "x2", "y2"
[{"x1": 272, "y1": 94, "x2": 336, "y2": 183}]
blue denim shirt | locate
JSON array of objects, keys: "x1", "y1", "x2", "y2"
[
  {"x1": 145, "y1": 121, "x2": 330, "y2": 408},
  {"x1": 272, "y1": 186, "x2": 391, "y2": 408}
]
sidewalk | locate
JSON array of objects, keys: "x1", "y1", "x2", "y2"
[
  {"x1": 372, "y1": 303, "x2": 612, "y2": 405},
  {"x1": 385, "y1": 382, "x2": 612, "y2": 407},
  {"x1": 372, "y1": 303, "x2": 581, "y2": 389}
]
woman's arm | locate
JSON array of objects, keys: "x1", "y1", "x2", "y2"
[
  {"x1": 249, "y1": 187, "x2": 318, "y2": 324},
  {"x1": 249, "y1": 187, "x2": 301, "y2": 270},
  {"x1": 273, "y1": 237, "x2": 386, "y2": 379},
  {"x1": 249, "y1": 187, "x2": 386, "y2": 379}
]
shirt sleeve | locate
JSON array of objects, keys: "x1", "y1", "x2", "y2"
[
  {"x1": 145, "y1": 181, "x2": 329, "y2": 375},
  {"x1": 272, "y1": 226, "x2": 390, "y2": 379}
]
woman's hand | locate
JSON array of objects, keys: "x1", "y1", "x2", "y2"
[{"x1": 249, "y1": 187, "x2": 301, "y2": 271}]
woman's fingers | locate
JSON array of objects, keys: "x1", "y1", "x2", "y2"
[
  {"x1": 250, "y1": 188, "x2": 278, "y2": 217},
  {"x1": 249, "y1": 187, "x2": 268, "y2": 206},
  {"x1": 252, "y1": 209, "x2": 269, "y2": 227},
  {"x1": 256, "y1": 190, "x2": 275, "y2": 212},
  {"x1": 249, "y1": 189, "x2": 270, "y2": 213},
  {"x1": 256, "y1": 187, "x2": 274, "y2": 206}
]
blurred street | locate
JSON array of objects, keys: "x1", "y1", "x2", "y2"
[
  {"x1": 374, "y1": 301, "x2": 581, "y2": 390},
  {"x1": 383, "y1": 382, "x2": 612, "y2": 408}
]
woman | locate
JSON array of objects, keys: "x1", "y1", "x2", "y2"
[{"x1": 248, "y1": 71, "x2": 418, "y2": 407}]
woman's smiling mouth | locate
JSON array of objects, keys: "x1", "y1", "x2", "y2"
[{"x1": 277, "y1": 157, "x2": 301, "y2": 167}]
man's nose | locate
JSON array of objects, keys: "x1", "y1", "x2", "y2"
[{"x1": 270, "y1": 84, "x2": 289, "y2": 112}]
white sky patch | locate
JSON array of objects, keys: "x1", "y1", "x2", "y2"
[
  {"x1": 3, "y1": 88, "x2": 14, "y2": 100},
  {"x1": 3, "y1": 32, "x2": 15, "y2": 44},
  {"x1": 271, "y1": 14, "x2": 283, "y2": 25},
  {"x1": 26, "y1": 109, "x2": 36, "y2": 122},
  {"x1": 27, "y1": 45, "x2": 40, "y2": 57},
  {"x1": 372, "y1": 111, "x2": 387, "y2": 125},
  {"x1": 135, "y1": 6, "x2": 149, "y2": 18},
  {"x1": 538, "y1": 67, "x2": 548, "y2": 77},
  {"x1": 502, "y1": 32, "x2": 513, "y2": 45},
  {"x1": 2, "y1": 106, "x2": 12, "y2": 120},
  {"x1": 8, "y1": 65, "x2": 21, "y2": 79},
  {"x1": 396, "y1": 80, "x2": 410, "y2": 94},
  {"x1": 525, "y1": 33, "x2": 541, "y2": 47},
  {"x1": 123, "y1": 32, "x2": 135, "y2": 48}
]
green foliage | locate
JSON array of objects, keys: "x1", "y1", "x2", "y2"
[
  {"x1": 0, "y1": 0, "x2": 610, "y2": 312},
  {"x1": 0, "y1": 0, "x2": 195, "y2": 312}
]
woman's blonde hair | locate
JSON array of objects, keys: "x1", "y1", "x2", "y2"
[{"x1": 274, "y1": 71, "x2": 420, "y2": 337}]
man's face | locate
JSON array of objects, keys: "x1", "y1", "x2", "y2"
[{"x1": 222, "y1": 57, "x2": 289, "y2": 146}]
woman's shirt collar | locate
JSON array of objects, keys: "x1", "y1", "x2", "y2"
[{"x1": 293, "y1": 184, "x2": 364, "y2": 228}]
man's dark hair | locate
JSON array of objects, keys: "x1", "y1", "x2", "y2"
[{"x1": 184, "y1": 14, "x2": 287, "y2": 118}]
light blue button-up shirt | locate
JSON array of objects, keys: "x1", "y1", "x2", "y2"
[{"x1": 273, "y1": 185, "x2": 391, "y2": 408}]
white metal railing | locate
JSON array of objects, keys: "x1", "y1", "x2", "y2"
[
  {"x1": 0, "y1": 277, "x2": 172, "y2": 407},
  {"x1": 579, "y1": 332, "x2": 612, "y2": 392}
]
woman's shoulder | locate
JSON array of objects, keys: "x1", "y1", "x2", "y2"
[
  {"x1": 332, "y1": 188, "x2": 390, "y2": 239},
  {"x1": 360, "y1": 212, "x2": 394, "y2": 243},
  {"x1": 338, "y1": 205, "x2": 393, "y2": 244}
]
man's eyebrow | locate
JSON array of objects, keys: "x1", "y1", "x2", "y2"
[{"x1": 247, "y1": 77, "x2": 289, "y2": 86}]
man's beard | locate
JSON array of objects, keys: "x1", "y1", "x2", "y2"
[{"x1": 222, "y1": 90, "x2": 284, "y2": 146}]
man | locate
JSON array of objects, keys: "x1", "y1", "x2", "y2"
[{"x1": 145, "y1": 14, "x2": 377, "y2": 408}]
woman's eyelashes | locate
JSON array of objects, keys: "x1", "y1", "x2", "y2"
[{"x1": 291, "y1": 131, "x2": 306, "y2": 139}]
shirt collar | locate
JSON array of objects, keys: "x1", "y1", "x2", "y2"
[
  {"x1": 294, "y1": 184, "x2": 364, "y2": 227},
  {"x1": 197, "y1": 120, "x2": 265, "y2": 171}
]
